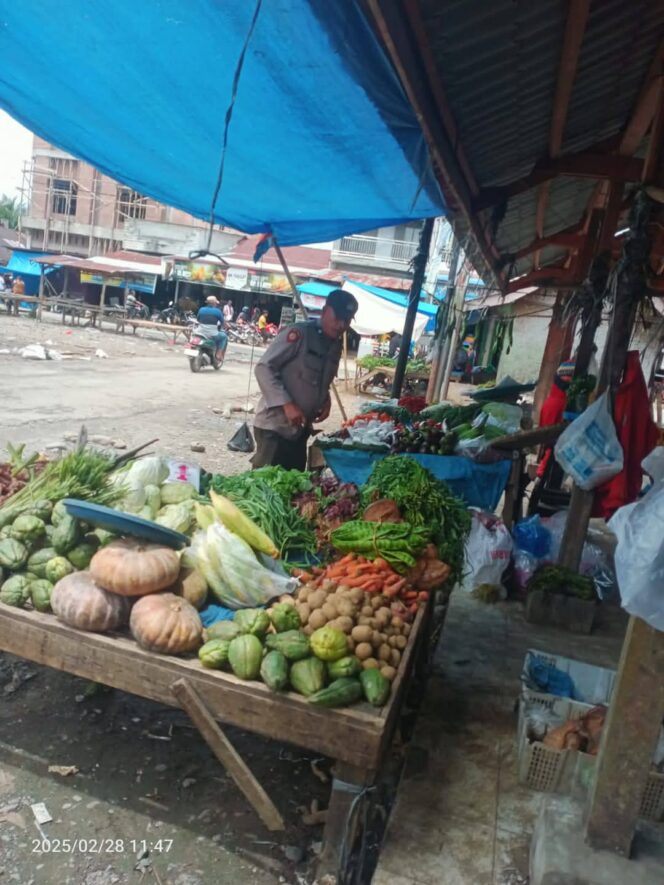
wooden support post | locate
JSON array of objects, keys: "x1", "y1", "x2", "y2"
[
  {"x1": 502, "y1": 451, "x2": 524, "y2": 530},
  {"x1": 426, "y1": 238, "x2": 460, "y2": 403},
  {"x1": 343, "y1": 331, "x2": 349, "y2": 389},
  {"x1": 37, "y1": 267, "x2": 45, "y2": 322},
  {"x1": 99, "y1": 281, "x2": 107, "y2": 315},
  {"x1": 171, "y1": 678, "x2": 285, "y2": 832},
  {"x1": 585, "y1": 617, "x2": 664, "y2": 855},
  {"x1": 391, "y1": 218, "x2": 435, "y2": 399},
  {"x1": 532, "y1": 291, "x2": 575, "y2": 424},
  {"x1": 317, "y1": 762, "x2": 375, "y2": 881}
]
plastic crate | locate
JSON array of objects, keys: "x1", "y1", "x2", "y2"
[
  {"x1": 520, "y1": 648, "x2": 616, "y2": 711},
  {"x1": 517, "y1": 695, "x2": 664, "y2": 821}
]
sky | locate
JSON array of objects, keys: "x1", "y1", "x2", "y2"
[{"x1": 0, "y1": 110, "x2": 33, "y2": 201}]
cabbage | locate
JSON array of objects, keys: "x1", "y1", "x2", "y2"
[
  {"x1": 121, "y1": 481, "x2": 146, "y2": 514},
  {"x1": 126, "y1": 457, "x2": 169, "y2": 488},
  {"x1": 155, "y1": 503, "x2": 193, "y2": 534},
  {"x1": 160, "y1": 481, "x2": 196, "y2": 505},
  {"x1": 144, "y1": 485, "x2": 162, "y2": 517}
]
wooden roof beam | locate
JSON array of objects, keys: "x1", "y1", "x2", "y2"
[
  {"x1": 534, "y1": 0, "x2": 591, "y2": 267},
  {"x1": 619, "y1": 36, "x2": 664, "y2": 156},
  {"x1": 508, "y1": 223, "x2": 586, "y2": 261},
  {"x1": 473, "y1": 152, "x2": 643, "y2": 212},
  {"x1": 505, "y1": 266, "x2": 577, "y2": 294}
]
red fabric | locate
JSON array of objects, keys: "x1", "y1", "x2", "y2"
[
  {"x1": 536, "y1": 383, "x2": 567, "y2": 477},
  {"x1": 593, "y1": 351, "x2": 658, "y2": 519}
]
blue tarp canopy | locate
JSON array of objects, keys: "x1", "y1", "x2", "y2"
[
  {"x1": 0, "y1": 1, "x2": 445, "y2": 246},
  {"x1": 0, "y1": 250, "x2": 58, "y2": 295}
]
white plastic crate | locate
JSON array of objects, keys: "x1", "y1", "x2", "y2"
[
  {"x1": 520, "y1": 648, "x2": 616, "y2": 711},
  {"x1": 517, "y1": 695, "x2": 664, "y2": 820}
]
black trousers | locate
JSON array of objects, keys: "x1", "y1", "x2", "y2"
[{"x1": 251, "y1": 428, "x2": 308, "y2": 471}]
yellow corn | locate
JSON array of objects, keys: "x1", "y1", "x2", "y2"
[{"x1": 210, "y1": 491, "x2": 278, "y2": 558}]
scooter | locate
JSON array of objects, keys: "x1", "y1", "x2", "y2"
[{"x1": 184, "y1": 325, "x2": 225, "y2": 373}]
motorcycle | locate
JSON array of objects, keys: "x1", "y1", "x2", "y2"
[
  {"x1": 125, "y1": 294, "x2": 149, "y2": 320},
  {"x1": 184, "y1": 324, "x2": 225, "y2": 373},
  {"x1": 153, "y1": 301, "x2": 195, "y2": 325}
]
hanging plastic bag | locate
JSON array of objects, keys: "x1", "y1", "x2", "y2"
[
  {"x1": 608, "y1": 481, "x2": 664, "y2": 630},
  {"x1": 642, "y1": 447, "x2": 664, "y2": 483},
  {"x1": 227, "y1": 422, "x2": 255, "y2": 453},
  {"x1": 513, "y1": 515, "x2": 551, "y2": 559},
  {"x1": 554, "y1": 392, "x2": 624, "y2": 490},
  {"x1": 460, "y1": 509, "x2": 513, "y2": 592}
]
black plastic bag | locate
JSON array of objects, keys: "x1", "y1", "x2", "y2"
[{"x1": 227, "y1": 422, "x2": 255, "y2": 453}]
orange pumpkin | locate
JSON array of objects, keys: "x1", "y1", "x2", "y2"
[
  {"x1": 90, "y1": 539, "x2": 180, "y2": 597},
  {"x1": 130, "y1": 592, "x2": 203, "y2": 654},
  {"x1": 51, "y1": 571, "x2": 132, "y2": 632}
]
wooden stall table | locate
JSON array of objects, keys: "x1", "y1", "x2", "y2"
[
  {"x1": 0, "y1": 294, "x2": 40, "y2": 316},
  {"x1": 0, "y1": 599, "x2": 429, "y2": 878}
]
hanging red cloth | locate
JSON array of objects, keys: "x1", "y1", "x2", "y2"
[
  {"x1": 536, "y1": 379, "x2": 568, "y2": 477},
  {"x1": 593, "y1": 351, "x2": 658, "y2": 519}
]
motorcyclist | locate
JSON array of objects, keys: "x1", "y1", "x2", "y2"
[
  {"x1": 237, "y1": 305, "x2": 251, "y2": 325},
  {"x1": 196, "y1": 295, "x2": 228, "y2": 360}
]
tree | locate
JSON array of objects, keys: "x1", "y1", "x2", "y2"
[{"x1": 0, "y1": 194, "x2": 21, "y2": 229}]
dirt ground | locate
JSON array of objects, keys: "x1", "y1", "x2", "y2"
[{"x1": 0, "y1": 313, "x2": 403, "y2": 885}]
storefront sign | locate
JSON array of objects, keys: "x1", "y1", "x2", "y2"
[
  {"x1": 300, "y1": 292, "x2": 327, "y2": 311},
  {"x1": 225, "y1": 267, "x2": 249, "y2": 289},
  {"x1": 172, "y1": 260, "x2": 226, "y2": 287},
  {"x1": 80, "y1": 271, "x2": 157, "y2": 293}
]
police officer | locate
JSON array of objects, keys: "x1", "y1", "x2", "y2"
[{"x1": 253, "y1": 289, "x2": 358, "y2": 470}]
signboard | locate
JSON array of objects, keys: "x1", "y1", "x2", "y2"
[
  {"x1": 300, "y1": 292, "x2": 327, "y2": 311},
  {"x1": 172, "y1": 260, "x2": 226, "y2": 287},
  {"x1": 279, "y1": 306, "x2": 295, "y2": 327},
  {"x1": 248, "y1": 271, "x2": 293, "y2": 294},
  {"x1": 225, "y1": 267, "x2": 249, "y2": 289},
  {"x1": 80, "y1": 271, "x2": 156, "y2": 294}
]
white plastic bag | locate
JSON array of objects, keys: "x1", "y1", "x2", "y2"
[
  {"x1": 642, "y1": 447, "x2": 664, "y2": 483},
  {"x1": 460, "y1": 509, "x2": 513, "y2": 592},
  {"x1": 608, "y1": 481, "x2": 664, "y2": 630},
  {"x1": 554, "y1": 393, "x2": 623, "y2": 490}
]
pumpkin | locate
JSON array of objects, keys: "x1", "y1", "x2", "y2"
[
  {"x1": 90, "y1": 539, "x2": 180, "y2": 597},
  {"x1": 169, "y1": 566, "x2": 208, "y2": 610},
  {"x1": 130, "y1": 593, "x2": 202, "y2": 655},
  {"x1": 51, "y1": 571, "x2": 132, "y2": 632}
]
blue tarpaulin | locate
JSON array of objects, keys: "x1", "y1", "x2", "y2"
[
  {"x1": 321, "y1": 448, "x2": 511, "y2": 511},
  {"x1": 0, "y1": 251, "x2": 58, "y2": 295},
  {"x1": 0, "y1": 1, "x2": 445, "y2": 246}
]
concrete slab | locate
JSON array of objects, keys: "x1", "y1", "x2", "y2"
[{"x1": 531, "y1": 795, "x2": 664, "y2": 885}]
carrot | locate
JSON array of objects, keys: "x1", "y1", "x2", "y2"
[
  {"x1": 337, "y1": 553, "x2": 357, "y2": 566},
  {"x1": 403, "y1": 591, "x2": 418, "y2": 602},
  {"x1": 372, "y1": 557, "x2": 390, "y2": 571},
  {"x1": 418, "y1": 591, "x2": 430, "y2": 602},
  {"x1": 363, "y1": 579, "x2": 383, "y2": 594},
  {"x1": 384, "y1": 579, "x2": 407, "y2": 598},
  {"x1": 408, "y1": 602, "x2": 419, "y2": 615}
]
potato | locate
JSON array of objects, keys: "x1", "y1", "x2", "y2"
[
  {"x1": 303, "y1": 624, "x2": 314, "y2": 635},
  {"x1": 378, "y1": 644, "x2": 392, "y2": 663},
  {"x1": 390, "y1": 648, "x2": 401, "y2": 667},
  {"x1": 322, "y1": 601, "x2": 338, "y2": 621},
  {"x1": 380, "y1": 665, "x2": 397, "y2": 682},
  {"x1": 369, "y1": 618, "x2": 379, "y2": 630},
  {"x1": 308, "y1": 590, "x2": 327, "y2": 610},
  {"x1": 388, "y1": 635, "x2": 398, "y2": 648},
  {"x1": 295, "y1": 602, "x2": 310, "y2": 621},
  {"x1": 403, "y1": 623, "x2": 412, "y2": 637},
  {"x1": 395, "y1": 635, "x2": 407, "y2": 650},
  {"x1": 336, "y1": 598, "x2": 356, "y2": 618},
  {"x1": 361, "y1": 605, "x2": 374, "y2": 618},
  {"x1": 355, "y1": 642, "x2": 373, "y2": 660},
  {"x1": 391, "y1": 616, "x2": 404, "y2": 630},
  {"x1": 370, "y1": 631, "x2": 382, "y2": 649},
  {"x1": 351, "y1": 625, "x2": 371, "y2": 643},
  {"x1": 348, "y1": 587, "x2": 363, "y2": 604},
  {"x1": 377, "y1": 606, "x2": 392, "y2": 621},
  {"x1": 374, "y1": 612, "x2": 390, "y2": 629},
  {"x1": 321, "y1": 578, "x2": 337, "y2": 592},
  {"x1": 297, "y1": 586, "x2": 311, "y2": 602},
  {"x1": 357, "y1": 616, "x2": 372, "y2": 627},
  {"x1": 333, "y1": 616, "x2": 354, "y2": 635},
  {"x1": 362, "y1": 658, "x2": 380, "y2": 670},
  {"x1": 308, "y1": 609, "x2": 327, "y2": 630},
  {"x1": 370, "y1": 596, "x2": 384, "y2": 610},
  {"x1": 347, "y1": 637, "x2": 356, "y2": 652},
  {"x1": 279, "y1": 594, "x2": 296, "y2": 605}
]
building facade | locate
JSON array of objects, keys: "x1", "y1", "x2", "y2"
[{"x1": 20, "y1": 137, "x2": 240, "y2": 257}]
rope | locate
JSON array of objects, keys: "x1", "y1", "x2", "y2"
[{"x1": 204, "y1": 0, "x2": 263, "y2": 253}]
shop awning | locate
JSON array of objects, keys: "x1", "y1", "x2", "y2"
[
  {"x1": 0, "y1": 1, "x2": 445, "y2": 246},
  {"x1": 0, "y1": 250, "x2": 58, "y2": 277}
]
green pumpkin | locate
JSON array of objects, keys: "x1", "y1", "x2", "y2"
[
  {"x1": 309, "y1": 677, "x2": 363, "y2": 708},
  {"x1": 52, "y1": 515, "x2": 81, "y2": 554},
  {"x1": 233, "y1": 608, "x2": 271, "y2": 638},
  {"x1": 205, "y1": 620, "x2": 242, "y2": 642},
  {"x1": 44, "y1": 556, "x2": 75, "y2": 584},
  {"x1": 260, "y1": 650, "x2": 289, "y2": 691},
  {"x1": 30, "y1": 579, "x2": 54, "y2": 613},
  {"x1": 269, "y1": 602, "x2": 301, "y2": 633},
  {"x1": 265, "y1": 629, "x2": 311, "y2": 661},
  {"x1": 67, "y1": 543, "x2": 97, "y2": 570},
  {"x1": 310, "y1": 626, "x2": 349, "y2": 662},
  {"x1": 0, "y1": 538, "x2": 29, "y2": 571},
  {"x1": 290, "y1": 657, "x2": 327, "y2": 697},
  {"x1": 0, "y1": 573, "x2": 32, "y2": 607},
  {"x1": 27, "y1": 547, "x2": 58, "y2": 579},
  {"x1": 227, "y1": 634, "x2": 263, "y2": 680},
  {"x1": 198, "y1": 638, "x2": 231, "y2": 669},
  {"x1": 25, "y1": 500, "x2": 53, "y2": 522},
  {"x1": 50, "y1": 500, "x2": 68, "y2": 527},
  {"x1": 360, "y1": 669, "x2": 391, "y2": 707}
]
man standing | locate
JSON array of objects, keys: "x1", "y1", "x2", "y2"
[
  {"x1": 223, "y1": 299, "x2": 234, "y2": 323},
  {"x1": 196, "y1": 295, "x2": 228, "y2": 360},
  {"x1": 253, "y1": 289, "x2": 358, "y2": 470}
]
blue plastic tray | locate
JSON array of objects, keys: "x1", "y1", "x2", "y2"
[{"x1": 62, "y1": 499, "x2": 189, "y2": 549}]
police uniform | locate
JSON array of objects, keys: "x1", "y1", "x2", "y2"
[{"x1": 253, "y1": 320, "x2": 342, "y2": 470}]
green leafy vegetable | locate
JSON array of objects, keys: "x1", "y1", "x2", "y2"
[
  {"x1": 330, "y1": 520, "x2": 430, "y2": 572},
  {"x1": 527, "y1": 565, "x2": 595, "y2": 601}
]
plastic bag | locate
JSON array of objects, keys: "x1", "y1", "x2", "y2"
[
  {"x1": 460, "y1": 509, "x2": 512, "y2": 592},
  {"x1": 513, "y1": 550, "x2": 537, "y2": 590},
  {"x1": 642, "y1": 447, "x2": 664, "y2": 483},
  {"x1": 347, "y1": 419, "x2": 396, "y2": 446},
  {"x1": 227, "y1": 422, "x2": 255, "y2": 453},
  {"x1": 608, "y1": 480, "x2": 664, "y2": 630},
  {"x1": 513, "y1": 515, "x2": 551, "y2": 558},
  {"x1": 554, "y1": 392, "x2": 624, "y2": 490},
  {"x1": 543, "y1": 510, "x2": 616, "y2": 598},
  {"x1": 482, "y1": 402, "x2": 522, "y2": 434}
]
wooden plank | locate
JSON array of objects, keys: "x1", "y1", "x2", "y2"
[
  {"x1": 585, "y1": 616, "x2": 664, "y2": 855},
  {"x1": 171, "y1": 678, "x2": 285, "y2": 832},
  {"x1": 490, "y1": 423, "x2": 567, "y2": 451},
  {"x1": 0, "y1": 606, "x2": 383, "y2": 769}
]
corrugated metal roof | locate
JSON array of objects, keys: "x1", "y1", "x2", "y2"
[{"x1": 416, "y1": 0, "x2": 664, "y2": 285}]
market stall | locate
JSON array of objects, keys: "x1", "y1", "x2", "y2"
[{"x1": 0, "y1": 442, "x2": 468, "y2": 878}]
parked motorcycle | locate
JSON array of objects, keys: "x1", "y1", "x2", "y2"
[
  {"x1": 184, "y1": 324, "x2": 225, "y2": 373},
  {"x1": 153, "y1": 301, "x2": 195, "y2": 325},
  {"x1": 125, "y1": 294, "x2": 149, "y2": 320}
]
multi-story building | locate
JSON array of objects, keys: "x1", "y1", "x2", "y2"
[{"x1": 20, "y1": 136, "x2": 241, "y2": 258}]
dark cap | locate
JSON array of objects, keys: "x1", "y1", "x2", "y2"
[{"x1": 326, "y1": 288, "x2": 358, "y2": 321}]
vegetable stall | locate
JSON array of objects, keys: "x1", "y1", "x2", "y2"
[{"x1": 0, "y1": 442, "x2": 470, "y2": 878}]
